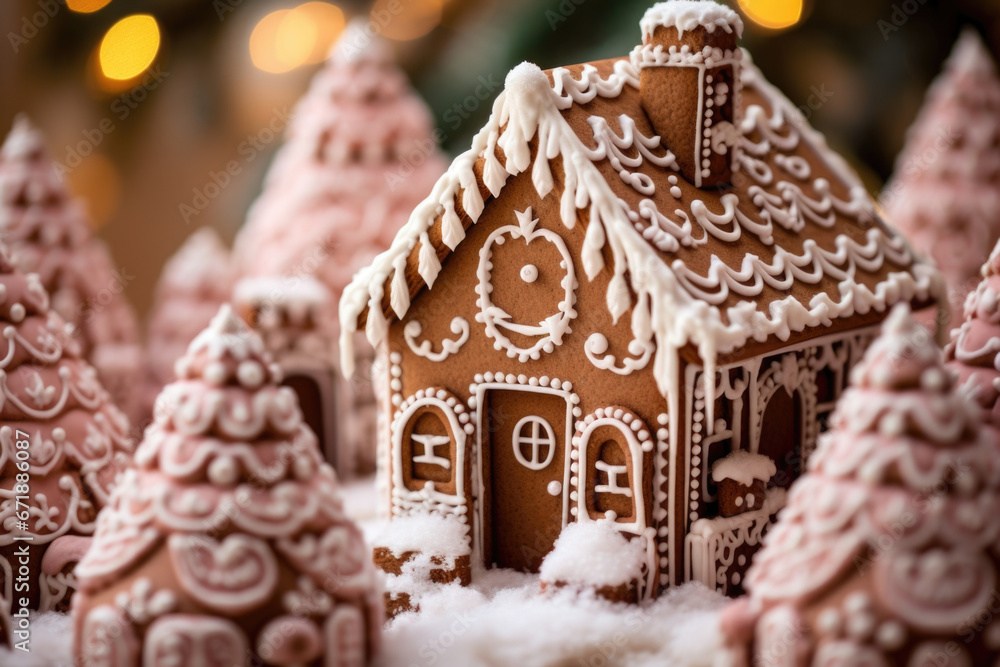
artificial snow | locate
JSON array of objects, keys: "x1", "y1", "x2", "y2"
[
  {"x1": 0, "y1": 612, "x2": 74, "y2": 666},
  {"x1": 381, "y1": 575, "x2": 727, "y2": 667},
  {"x1": 370, "y1": 513, "x2": 472, "y2": 557},
  {"x1": 3, "y1": 546, "x2": 729, "y2": 666},
  {"x1": 710, "y1": 449, "x2": 777, "y2": 487},
  {"x1": 539, "y1": 520, "x2": 647, "y2": 589}
]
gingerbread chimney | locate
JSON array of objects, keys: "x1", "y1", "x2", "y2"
[{"x1": 634, "y1": 1, "x2": 743, "y2": 188}]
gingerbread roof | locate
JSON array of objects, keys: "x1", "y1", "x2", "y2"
[
  {"x1": 232, "y1": 19, "x2": 446, "y2": 330},
  {"x1": 340, "y1": 6, "x2": 941, "y2": 401},
  {"x1": 882, "y1": 29, "x2": 1000, "y2": 329}
]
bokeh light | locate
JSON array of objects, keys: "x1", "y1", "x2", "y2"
[
  {"x1": 737, "y1": 0, "x2": 804, "y2": 30},
  {"x1": 99, "y1": 15, "x2": 161, "y2": 81},
  {"x1": 371, "y1": 0, "x2": 444, "y2": 41},
  {"x1": 298, "y1": 2, "x2": 346, "y2": 64},
  {"x1": 250, "y1": 3, "x2": 346, "y2": 74},
  {"x1": 67, "y1": 154, "x2": 121, "y2": 231},
  {"x1": 67, "y1": 0, "x2": 113, "y2": 13}
]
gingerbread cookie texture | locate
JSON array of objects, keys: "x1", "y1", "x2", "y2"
[
  {"x1": 370, "y1": 513, "x2": 472, "y2": 618},
  {"x1": 883, "y1": 29, "x2": 1000, "y2": 331},
  {"x1": 142, "y1": 227, "x2": 234, "y2": 424},
  {"x1": 72, "y1": 306, "x2": 382, "y2": 667},
  {"x1": 719, "y1": 305, "x2": 1000, "y2": 665},
  {"x1": 339, "y1": 0, "x2": 942, "y2": 602},
  {"x1": 0, "y1": 242, "x2": 134, "y2": 647},
  {"x1": 946, "y1": 240, "x2": 1000, "y2": 429},
  {"x1": 0, "y1": 115, "x2": 143, "y2": 421},
  {"x1": 233, "y1": 20, "x2": 446, "y2": 481}
]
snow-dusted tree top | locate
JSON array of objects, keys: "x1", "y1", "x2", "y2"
[{"x1": 640, "y1": 0, "x2": 744, "y2": 41}]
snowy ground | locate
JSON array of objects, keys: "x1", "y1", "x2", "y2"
[{"x1": 0, "y1": 476, "x2": 729, "y2": 666}]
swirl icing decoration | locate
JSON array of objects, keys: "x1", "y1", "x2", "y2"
[
  {"x1": 720, "y1": 305, "x2": 1000, "y2": 666},
  {"x1": 946, "y1": 241, "x2": 1000, "y2": 430},
  {"x1": 0, "y1": 115, "x2": 142, "y2": 419},
  {"x1": 0, "y1": 242, "x2": 134, "y2": 646},
  {"x1": 73, "y1": 305, "x2": 382, "y2": 666}
]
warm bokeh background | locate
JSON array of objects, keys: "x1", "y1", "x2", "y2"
[{"x1": 0, "y1": 0, "x2": 992, "y2": 318}]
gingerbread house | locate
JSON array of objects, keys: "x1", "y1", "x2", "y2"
[
  {"x1": 233, "y1": 20, "x2": 445, "y2": 479},
  {"x1": 339, "y1": 0, "x2": 941, "y2": 600}
]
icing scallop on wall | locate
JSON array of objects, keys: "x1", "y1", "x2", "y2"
[{"x1": 339, "y1": 0, "x2": 943, "y2": 602}]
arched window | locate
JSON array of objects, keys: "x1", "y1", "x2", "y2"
[
  {"x1": 574, "y1": 407, "x2": 653, "y2": 533},
  {"x1": 392, "y1": 388, "x2": 470, "y2": 499}
]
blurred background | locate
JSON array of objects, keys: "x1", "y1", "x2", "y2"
[{"x1": 0, "y1": 0, "x2": 990, "y2": 317}]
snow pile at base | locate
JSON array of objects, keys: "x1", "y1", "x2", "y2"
[
  {"x1": 711, "y1": 449, "x2": 776, "y2": 486},
  {"x1": 371, "y1": 513, "x2": 472, "y2": 557},
  {"x1": 382, "y1": 576, "x2": 728, "y2": 667},
  {"x1": 0, "y1": 569, "x2": 730, "y2": 667},
  {"x1": 539, "y1": 520, "x2": 647, "y2": 588},
  {"x1": 0, "y1": 612, "x2": 73, "y2": 666}
]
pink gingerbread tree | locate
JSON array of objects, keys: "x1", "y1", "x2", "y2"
[
  {"x1": 142, "y1": 227, "x2": 234, "y2": 422},
  {"x1": 73, "y1": 306, "x2": 382, "y2": 666},
  {"x1": 882, "y1": 29, "x2": 1000, "y2": 331},
  {"x1": 0, "y1": 242, "x2": 133, "y2": 647},
  {"x1": 0, "y1": 115, "x2": 142, "y2": 419},
  {"x1": 232, "y1": 21, "x2": 445, "y2": 476},
  {"x1": 719, "y1": 305, "x2": 1000, "y2": 665},
  {"x1": 945, "y1": 240, "x2": 1000, "y2": 431}
]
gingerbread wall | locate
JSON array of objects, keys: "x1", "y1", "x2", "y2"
[
  {"x1": 380, "y1": 161, "x2": 896, "y2": 596},
  {"x1": 384, "y1": 166, "x2": 668, "y2": 581}
]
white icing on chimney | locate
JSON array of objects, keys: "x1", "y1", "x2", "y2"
[{"x1": 640, "y1": 0, "x2": 744, "y2": 40}]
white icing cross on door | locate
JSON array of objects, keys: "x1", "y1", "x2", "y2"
[
  {"x1": 411, "y1": 433, "x2": 451, "y2": 469},
  {"x1": 595, "y1": 460, "x2": 632, "y2": 497},
  {"x1": 512, "y1": 416, "x2": 556, "y2": 471}
]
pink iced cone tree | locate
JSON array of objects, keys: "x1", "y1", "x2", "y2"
[
  {"x1": 0, "y1": 115, "x2": 142, "y2": 420},
  {"x1": 232, "y1": 21, "x2": 445, "y2": 477},
  {"x1": 142, "y1": 227, "x2": 234, "y2": 423},
  {"x1": 882, "y1": 29, "x2": 1000, "y2": 332},
  {"x1": 72, "y1": 306, "x2": 382, "y2": 667},
  {"x1": 945, "y1": 241, "x2": 1000, "y2": 431},
  {"x1": 719, "y1": 305, "x2": 1000, "y2": 666},
  {"x1": 0, "y1": 243, "x2": 134, "y2": 647}
]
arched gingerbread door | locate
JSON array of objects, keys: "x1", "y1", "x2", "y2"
[
  {"x1": 756, "y1": 387, "x2": 802, "y2": 489},
  {"x1": 479, "y1": 383, "x2": 572, "y2": 573}
]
